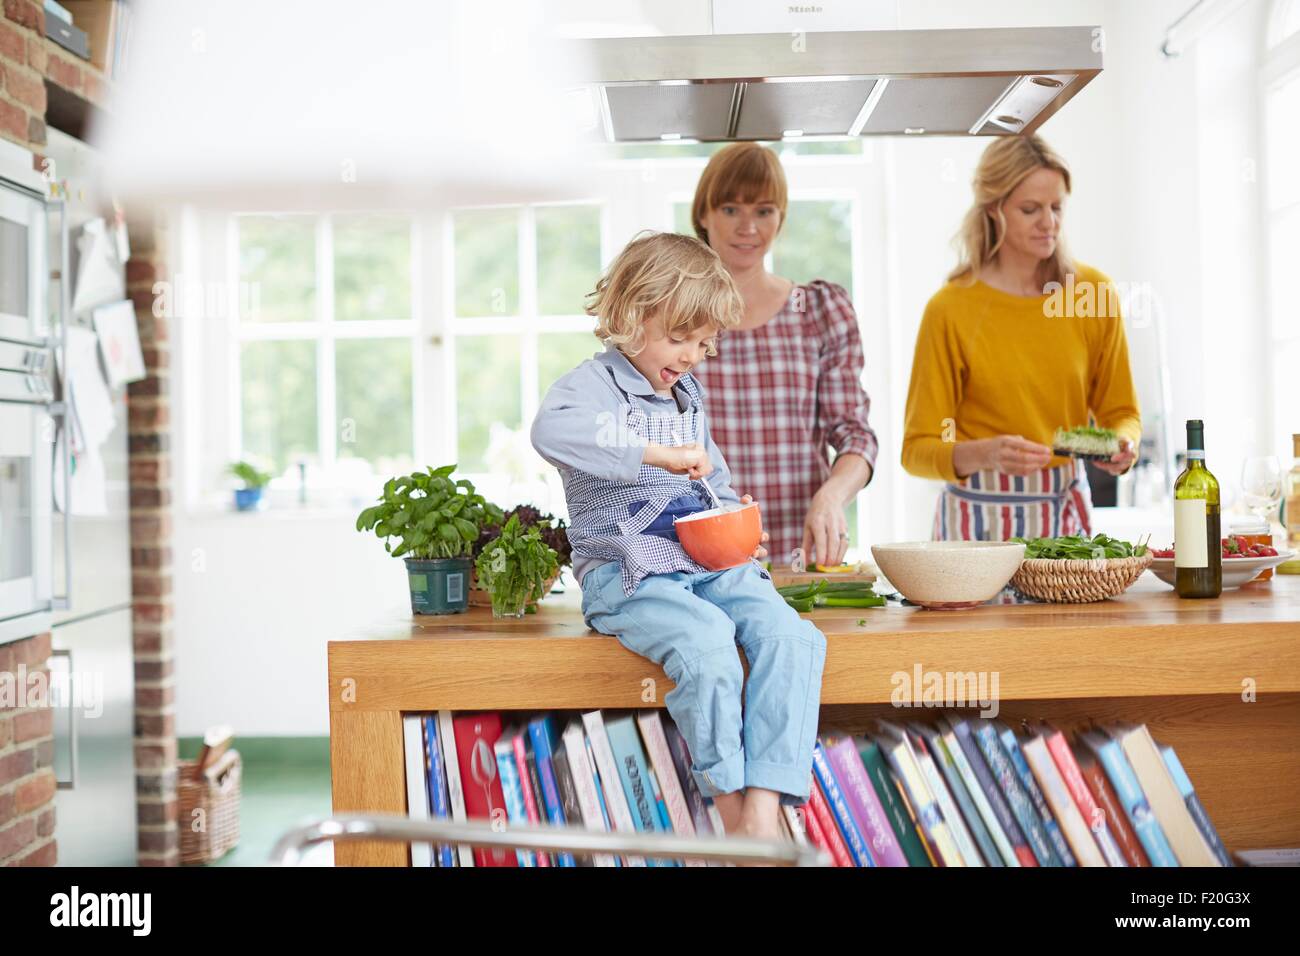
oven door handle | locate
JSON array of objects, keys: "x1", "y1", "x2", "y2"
[{"x1": 49, "y1": 195, "x2": 72, "y2": 612}]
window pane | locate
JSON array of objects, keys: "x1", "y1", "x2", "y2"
[
  {"x1": 1270, "y1": 204, "x2": 1300, "y2": 339},
  {"x1": 673, "y1": 202, "x2": 693, "y2": 236},
  {"x1": 238, "y1": 216, "x2": 315, "y2": 323},
  {"x1": 241, "y1": 340, "x2": 317, "y2": 474},
  {"x1": 776, "y1": 140, "x2": 863, "y2": 157},
  {"x1": 334, "y1": 216, "x2": 411, "y2": 321},
  {"x1": 537, "y1": 205, "x2": 602, "y2": 315},
  {"x1": 456, "y1": 335, "x2": 521, "y2": 471},
  {"x1": 336, "y1": 338, "x2": 413, "y2": 471},
  {"x1": 454, "y1": 209, "x2": 518, "y2": 316},
  {"x1": 538, "y1": 331, "x2": 600, "y2": 401},
  {"x1": 774, "y1": 199, "x2": 854, "y2": 297},
  {"x1": 1267, "y1": 77, "x2": 1300, "y2": 211}
]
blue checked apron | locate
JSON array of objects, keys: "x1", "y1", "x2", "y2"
[
  {"x1": 565, "y1": 368, "x2": 755, "y2": 596},
  {"x1": 933, "y1": 460, "x2": 1093, "y2": 542}
]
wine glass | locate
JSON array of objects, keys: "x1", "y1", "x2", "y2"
[{"x1": 1241, "y1": 455, "x2": 1284, "y2": 526}]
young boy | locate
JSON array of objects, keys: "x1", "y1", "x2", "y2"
[{"x1": 530, "y1": 231, "x2": 827, "y2": 842}]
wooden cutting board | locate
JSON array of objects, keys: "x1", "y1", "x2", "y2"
[{"x1": 769, "y1": 566, "x2": 878, "y2": 588}]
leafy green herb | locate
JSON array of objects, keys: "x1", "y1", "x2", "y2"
[
  {"x1": 356, "y1": 464, "x2": 503, "y2": 560},
  {"x1": 474, "y1": 514, "x2": 559, "y2": 613},
  {"x1": 1011, "y1": 532, "x2": 1149, "y2": 560},
  {"x1": 229, "y1": 460, "x2": 272, "y2": 490}
]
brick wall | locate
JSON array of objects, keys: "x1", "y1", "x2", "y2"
[
  {"x1": 0, "y1": 0, "x2": 179, "y2": 866},
  {"x1": 0, "y1": 635, "x2": 57, "y2": 866},
  {"x1": 126, "y1": 213, "x2": 179, "y2": 865}
]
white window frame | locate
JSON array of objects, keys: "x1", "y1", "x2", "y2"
[{"x1": 225, "y1": 212, "x2": 422, "y2": 496}]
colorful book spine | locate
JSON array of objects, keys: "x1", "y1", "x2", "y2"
[
  {"x1": 1043, "y1": 726, "x2": 1127, "y2": 866},
  {"x1": 424, "y1": 715, "x2": 455, "y2": 867},
  {"x1": 971, "y1": 721, "x2": 1052, "y2": 865},
  {"x1": 550, "y1": 747, "x2": 595, "y2": 867},
  {"x1": 438, "y1": 710, "x2": 474, "y2": 867},
  {"x1": 909, "y1": 729, "x2": 985, "y2": 866},
  {"x1": 875, "y1": 725, "x2": 964, "y2": 866},
  {"x1": 941, "y1": 725, "x2": 1017, "y2": 866},
  {"x1": 1078, "y1": 750, "x2": 1149, "y2": 867},
  {"x1": 636, "y1": 711, "x2": 701, "y2": 863},
  {"x1": 527, "y1": 715, "x2": 576, "y2": 868},
  {"x1": 1080, "y1": 730, "x2": 1178, "y2": 867},
  {"x1": 801, "y1": 796, "x2": 834, "y2": 862},
  {"x1": 812, "y1": 739, "x2": 876, "y2": 867},
  {"x1": 998, "y1": 724, "x2": 1077, "y2": 867},
  {"x1": 1160, "y1": 746, "x2": 1233, "y2": 867},
  {"x1": 1116, "y1": 725, "x2": 1220, "y2": 867},
  {"x1": 511, "y1": 731, "x2": 549, "y2": 867},
  {"x1": 949, "y1": 718, "x2": 1034, "y2": 866},
  {"x1": 923, "y1": 725, "x2": 1002, "y2": 867},
  {"x1": 663, "y1": 721, "x2": 716, "y2": 837},
  {"x1": 1021, "y1": 735, "x2": 1106, "y2": 866},
  {"x1": 402, "y1": 715, "x2": 432, "y2": 867},
  {"x1": 806, "y1": 777, "x2": 854, "y2": 867},
  {"x1": 856, "y1": 739, "x2": 931, "y2": 867},
  {"x1": 582, "y1": 710, "x2": 646, "y2": 867},
  {"x1": 562, "y1": 721, "x2": 619, "y2": 867},
  {"x1": 494, "y1": 736, "x2": 536, "y2": 867},
  {"x1": 604, "y1": 714, "x2": 671, "y2": 867},
  {"x1": 826, "y1": 736, "x2": 906, "y2": 866}
]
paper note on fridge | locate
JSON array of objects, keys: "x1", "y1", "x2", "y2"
[
  {"x1": 92, "y1": 300, "x2": 146, "y2": 387},
  {"x1": 72, "y1": 217, "x2": 127, "y2": 316},
  {"x1": 53, "y1": 325, "x2": 115, "y2": 516}
]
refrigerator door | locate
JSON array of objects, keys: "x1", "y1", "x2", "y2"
[
  {"x1": 52, "y1": 385, "x2": 131, "y2": 623},
  {"x1": 51, "y1": 605, "x2": 137, "y2": 866}
]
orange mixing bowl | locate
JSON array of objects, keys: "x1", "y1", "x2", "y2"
[{"x1": 674, "y1": 502, "x2": 763, "y2": 570}]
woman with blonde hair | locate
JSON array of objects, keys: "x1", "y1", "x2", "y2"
[
  {"x1": 901, "y1": 134, "x2": 1140, "y2": 541},
  {"x1": 689, "y1": 142, "x2": 879, "y2": 568}
]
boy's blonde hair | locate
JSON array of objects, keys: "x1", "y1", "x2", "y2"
[{"x1": 587, "y1": 231, "x2": 742, "y2": 357}]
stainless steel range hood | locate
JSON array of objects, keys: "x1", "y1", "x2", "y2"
[{"x1": 569, "y1": 26, "x2": 1102, "y2": 141}]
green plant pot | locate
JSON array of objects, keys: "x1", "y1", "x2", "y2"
[{"x1": 405, "y1": 557, "x2": 470, "y2": 615}]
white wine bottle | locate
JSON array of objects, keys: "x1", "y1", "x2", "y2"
[{"x1": 1173, "y1": 420, "x2": 1221, "y2": 599}]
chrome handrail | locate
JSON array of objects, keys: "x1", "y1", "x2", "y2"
[{"x1": 269, "y1": 813, "x2": 829, "y2": 867}]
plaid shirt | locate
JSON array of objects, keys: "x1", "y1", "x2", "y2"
[{"x1": 692, "y1": 280, "x2": 879, "y2": 566}]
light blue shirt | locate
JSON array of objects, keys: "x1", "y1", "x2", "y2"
[{"x1": 531, "y1": 346, "x2": 741, "y2": 588}]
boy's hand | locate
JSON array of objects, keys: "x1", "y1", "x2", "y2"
[
  {"x1": 645, "y1": 442, "x2": 713, "y2": 478},
  {"x1": 741, "y1": 494, "x2": 769, "y2": 559}
]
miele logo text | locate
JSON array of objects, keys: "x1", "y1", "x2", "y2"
[
  {"x1": 788, "y1": 5, "x2": 825, "y2": 13},
  {"x1": 49, "y1": 886, "x2": 151, "y2": 936}
]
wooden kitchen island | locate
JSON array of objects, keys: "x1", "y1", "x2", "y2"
[{"x1": 328, "y1": 575, "x2": 1300, "y2": 866}]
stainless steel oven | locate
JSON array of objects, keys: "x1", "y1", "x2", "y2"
[{"x1": 0, "y1": 162, "x2": 68, "y2": 645}]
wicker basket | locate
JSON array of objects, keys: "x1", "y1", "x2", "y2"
[
  {"x1": 1011, "y1": 553, "x2": 1153, "y2": 604},
  {"x1": 178, "y1": 749, "x2": 242, "y2": 864}
]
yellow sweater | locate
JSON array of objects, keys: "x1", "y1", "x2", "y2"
[{"x1": 901, "y1": 264, "x2": 1142, "y2": 483}]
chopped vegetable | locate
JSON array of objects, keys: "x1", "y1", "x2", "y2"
[{"x1": 776, "y1": 579, "x2": 885, "y2": 611}]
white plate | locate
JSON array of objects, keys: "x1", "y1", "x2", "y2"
[{"x1": 1147, "y1": 550, "x2": 1296, "y2": 589}]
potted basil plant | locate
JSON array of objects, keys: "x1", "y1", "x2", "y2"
[
  {"x1": 474, "y1": 514, "x2": 559, "y2": 619},
  {"x1": 229, "y1": 460, "x2": 272, "y2": 511},
  {"x1": 356, "y1": 465, "x2": 503, "y2": 616}
]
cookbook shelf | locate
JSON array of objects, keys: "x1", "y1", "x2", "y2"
[{"x1": 327, "y1": 577, "x2": 1300, "y2": 866}]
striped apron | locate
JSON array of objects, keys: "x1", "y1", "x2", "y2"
[{"x1": 933, "y1": 461, "x2": 1093, "y2": 542}]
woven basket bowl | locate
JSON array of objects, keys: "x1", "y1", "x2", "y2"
[{"x1": 1010, "y1": 552, "x2": 1153, "y2": 603}]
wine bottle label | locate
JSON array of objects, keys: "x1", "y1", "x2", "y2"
[{"x1": 1175, "y1": 499, "x2": 1209, "y2": 568}]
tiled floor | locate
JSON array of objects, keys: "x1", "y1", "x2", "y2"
[{"x1": 179, "y1": 738, "x2": 334, "y2": 867}]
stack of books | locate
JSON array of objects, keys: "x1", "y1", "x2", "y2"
[{"x1": 401, "y1": 710, "x2": 1233, "y2": 867}]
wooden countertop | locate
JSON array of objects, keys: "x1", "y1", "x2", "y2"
[{"x1": 327, "y1": 575, "x2": 1300, "y2": 712}]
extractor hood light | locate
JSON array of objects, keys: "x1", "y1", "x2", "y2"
[
  {"x1": 660, "y1": 133, "x2": 682, "y2": 140},
  {"x1": 903, "y1": 127, "x2": 925, "y2": 134},
  {"x1": 782, "y1": 129, "x2": 804, "y2": 138},
  {"x1": 969, "y1": 74, "x2": 1075, "y2": 134}
]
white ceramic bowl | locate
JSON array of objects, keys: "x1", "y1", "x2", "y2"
[
  {"x1": 870, "y1": 541, "x2": 1026, "y2": 609},
  {"x1": 1147, "y1": 550, "x2": 1295, "y2": 589}
]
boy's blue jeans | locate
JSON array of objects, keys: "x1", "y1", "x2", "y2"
[{"x1": 580, "y1": 560, "x2": 827, "y2": 808}]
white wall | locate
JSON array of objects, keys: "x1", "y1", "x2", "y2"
[{"x1": 173, "y1": 0, "x2": 1275, "y2": 736}]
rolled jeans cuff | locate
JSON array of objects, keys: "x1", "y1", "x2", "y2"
[
  {"x1": 693, "y1": 748, "x2": 746, "y2": 799},
  {"x1": 746, "y1": 759, "x2": 815, "y2": 807}
]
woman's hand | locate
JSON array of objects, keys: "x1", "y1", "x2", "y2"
[
  {"x1": 740, "y1": 494, "x2": 770, "y2": 559},
  {"x1": 1094, "y1": 437, "x2": 1137, "y2": 476},
  {"x1": 801, "y1": 489, "x2": 849, "y2": 567},
  {"x1": 953, "y1": 435, "x2": 1053, "y2": 477},
  {"x1": 645, "y1": 442, "x2": 713, "y2": 478}
]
